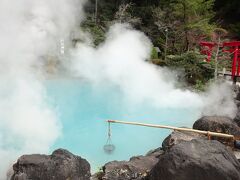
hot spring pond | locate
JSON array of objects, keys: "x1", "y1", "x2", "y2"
[{"x1": 46, "y1": 79, "x2": 200, "y2": 171}]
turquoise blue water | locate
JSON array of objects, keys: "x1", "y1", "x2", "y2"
[{"x1": 46, "y1": 79, "x2": 200, "y2": 171}]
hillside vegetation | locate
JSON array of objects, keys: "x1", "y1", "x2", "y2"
[{"x1": 81, "y1": 0, "x2": 239, "y2": 89}]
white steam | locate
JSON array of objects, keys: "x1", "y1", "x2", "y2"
[
  {"x1": 70, "y1": 24, "x2": 237, "y2": 116},
  {"x1": 0, "y1": 0, "x2": 84, "y2": 178},
  {"x1": 201, "y1": 82, "x2": 237, "y2": 117},
  {"x1": 70, "y1": 24, "x2": 201, "y2": 107},
  {"x1": 0, "y1": 0, "x2": 237, "y2": 179}
]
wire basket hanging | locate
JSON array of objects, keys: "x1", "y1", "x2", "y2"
[{"x1": 103, "y1": 121, "x2": 115, "y2": 154}]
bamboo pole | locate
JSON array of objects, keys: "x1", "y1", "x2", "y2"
[{"x1": 107, "y1": 120, "x2": 235, "y2": 139}]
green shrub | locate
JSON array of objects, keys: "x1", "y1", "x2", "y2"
[
  {"x1": 165, "y1": 51, "x2": 214, "y2": 85},
  {"x1": 194, "y1": 80, "x2": 205, "y2": 91},
  {"x1": 151, "y1": 47, "x2": 158, "y2": 59},
  {"x1": 81, "y1": 19, "x2": 105, "y2": 46}
]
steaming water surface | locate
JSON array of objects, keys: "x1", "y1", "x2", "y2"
[{"x1": 46, "y1": 78, "x2": 201, "y2": 171}]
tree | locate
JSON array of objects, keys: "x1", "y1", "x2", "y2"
[
  {"x1": 214, "y1": 0, "x2": 240, "y2": 38},
  {"x1": 114, "y1": 3, "x2": 141, "y2": 26},
  {"x1": 166, "y1": 51, "x2": 214, "y2": 85},
  {"x1": 211, "y1": 28, "x2": 228, "y2": 80},
  {"x1": 155, "y1": 0, "x2": 216, "y2": 53}
]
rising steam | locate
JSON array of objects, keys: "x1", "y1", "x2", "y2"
[
  {"x1": 0, "y1": 0, "x2": 237, "y2": 179},
  {"x1": 69, "y1": 24, "x2": 237, "y2": 116},
  {"x1": 0, "y1": 0, "x2": 84, "y2": 178}
]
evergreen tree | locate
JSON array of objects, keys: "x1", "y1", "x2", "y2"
[{"x1": 155, "y1": 0, "x2": 216, "y2": 53}]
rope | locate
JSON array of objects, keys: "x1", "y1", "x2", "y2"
[
  {"x1": 207, "y1": 131, "x2": 211, "y2": 140},
  {"x1": 223, "y1": 48, "x2": 239, "y2": 56},
  {"x1": 103, "y1": 121, "x2": 115, "y2": 154},
  {"x1": 108, "y1": 121, "x2": 111, "y2": 139},
  {"x1": 105, "y1": 121, "x2": 112, "y2": 144}
]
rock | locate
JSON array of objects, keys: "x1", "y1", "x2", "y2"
[
  {"x1": 145, "y1": 147, "x2": 163, "y2": 156},
  {"x1": 148, "y1": 139, "x2": 240, "y2": 180},
  {"x1": 162, "y1": 130, "x2": 206, "y2": 150},
  {"x1": 193, "y1": 116, "x2": 240, "y2": 136},
  {"x1": 234, "y1": 108, "x2": 240, "y2": 127},
  {"x1": 91, "y1": 172, "x2": 104, "y2": 180},
  {"x1": 100, "y1": 148, "x2": 163, "y2": 180},
  {"x1": 235, "y1": 100, "x2": 240, "y2": 108},
  {"x1": 233, "y1": 149, "x2": 240, "y2": 159},
  {"x1": 11, "y1": 149, "x2": 91, "y2": 180},
  {"x1": 236, "y1": 91, "x2": 240, "y2": 101}
]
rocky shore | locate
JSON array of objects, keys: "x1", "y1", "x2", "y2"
[
  {"x1": 9, "y1": 115, "x2": 240, "y2": 180},
  {"x1": 9, "y1": 93, "x2": 240, "y2": 180},
  {"x1": 10, "y1": 149, "x2": 91, "y2": 180}
]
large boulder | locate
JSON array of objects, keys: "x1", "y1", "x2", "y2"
[
  {"x1": 11, "y1": 149, "x2": 91, "y2": 180},
  {"x1": 193, "y1": 116, "x2": 240, "y2": 136},
  {"x1": 162, "y1": 130, "x2": 206, "y2": 150},
  {"x1": 148, "y1": 139, "x2": 240, "y2": 180},
  {"x1": 99, "y1": 148, "x2": 163, "y2": 180}
]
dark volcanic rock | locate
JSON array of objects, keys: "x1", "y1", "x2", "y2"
[
  {"x1": 148, "y1": 139, "x2": 240, "y2": 180},
  {"x1": 193, "y1": 116, "x2": 240, "y2": 136},
  {"x1": 234, "y1": 108, "x2": 240, "y2": 127},
  {"x1": 235, "y1": 100, "x2": 240, "y2": 108},
  {"x1": 11, "y1": 149, "x2": 91, "y2": 180},
  {"x1": 236, "y1": 91, "x2": 240, "y2": 101},
  {"x1": 162, "y1": 130, "x2": 206, "y2": 150},
  {"x1": 100, "y1": 148, "x2": 163, "y2": 180}
]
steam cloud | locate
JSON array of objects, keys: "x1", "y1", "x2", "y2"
[
  {"x1": 0, "y1": 0, "x2": 84, "y2": 178},
  {"x1": 0, "y1": 0, "x2": 237, "y2": 179},
  {"x1": 70, "y1": 24, "x2": 237, "y2": 116}
]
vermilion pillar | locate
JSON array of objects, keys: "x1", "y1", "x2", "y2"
[{"x1": 222, "y1": 41, "x2": 240, "y2": 79}]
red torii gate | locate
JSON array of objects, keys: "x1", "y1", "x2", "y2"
[
  {"x1": 222, "y1": 41, "x2": 240, "y2": 78},
  {"x1": 200, "y1": 41, "x2": 216, "y2": 62},
  {"x1": 200, "y1": 41, "x2": 240, "y2": 79}
]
